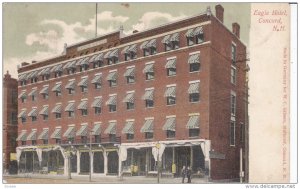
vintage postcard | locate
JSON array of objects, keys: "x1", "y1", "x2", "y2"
[{"x1": 1, "y1": 2, "x2": 297, "y2": 187}]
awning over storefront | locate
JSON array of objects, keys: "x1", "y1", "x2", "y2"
[
  {"x1": 122, "y1": 121, "x2": 134, "y2": 134},
  {"x1": 162, "y1": 117, "x2": 176, "y2": 131},
  {"x1": 39, "y1": 106, "x2": 49, "y2": 115},
  {"x1": 78, "y1": 77, "x2": 88, "y2": 87},
  {"x1": 76, "y1": 124, "x2": 88, "y2": 136},
  {"x1": 164, "y1": 86, "x2": 176, "y2": 97},
  {"x1": 140, "y1": 119, "x2": 154, "y2": 133},
  {"x1": 143, "y1": 64, "x2": 154, "y2": 73},
  {"x1": 188, "y1": 82, "x2": 200, "y2": 94},
  {"x1": 27, "y1": 108, "x2": 37, "y2": 117},
  {"x1": 50, "y1": 128, "x2": 61, "y2": 139},
  {"x1": 122, "y1": 93, "x2": 134, "y2": 103},
  {"x1": 64, "y1": 102, "x2": 75, "y2": 112},
  {"x1": 63, "y1": 127, "x2": 75, "y2": 138},
  {"x1": 104, "y1": 122, "x2": 116, "y2": 134},
  {"x1": 18, "y1": 91, "x2": 27, "y2": 99},
  {"x1": 106, "y1": 95, "x2": 117, "y2": 106},
  {"x1": 165, "y1": 58, "x2": 176, "y2": 69},
  {"x1": 106, "y1": 71, "x2": 117, "y2": 81},
  {"x1": 65, "y1": 80, "x2": 75, "y2": 89},
  {"x1": 38, "y1": 129, "x2": 49, "y2": 140},
  {"x1": 186, "y1": 115, "x2": 200, "y2": 129},
  {"x1": 91, "y1": 74, "x2": 102, "y2": 84},
  {"x1": 91, "y1": 123, "x2": 101, "y2": 135},
  {"x1": 26, "y1": 130, "x2": 37, "y2": 141},
  {"x1": 51, "y1": 104, "x2": 62, "y2": 113},
  {"x1": 142, "y1": 89, "x2": 154, "y2": 100},
  {"x1": 124, "y1": 67, "x2": 135, "y2": 77},
  {"x1": 77, "y1": 101, "x2": 88, "y2": 110},
  {"x1": 18, "y1": 109, "x2": 26, "y2": 118},
  {"x1": 16, "y1": 130, "x2": 27, "y2": 141},
  {"x1": 188, "y1": 53, "x2": 200, "y2": 64},
  {"x1": 39, "y1": 86, "x2": 49, "y2": 94},
  {"x1": 91, "y1": 97, "x2": 102, "y2": 108},
  {"x1": 51, "y1": 83, "x2": 61, "y2": 92}
]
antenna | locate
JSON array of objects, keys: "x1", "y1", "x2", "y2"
[{"x1": 95, "y1": 3, "x2": 98, "y2": 38}]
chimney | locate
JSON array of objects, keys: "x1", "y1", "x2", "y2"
[
  {"x1": 215, "y1": 4, "x2": 224, "y2": 23},
  {"x1": 21, "y1": 62, "x2": 29, "y2": 67},
  {"x1": 232, "y1": 23, "x2": 240, "y2": 38}
]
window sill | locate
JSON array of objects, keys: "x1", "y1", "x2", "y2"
[
  {"x1": 167, "y1": 75, "x2": 176, "y2": 77},
  {"x1": 189, "y1": 71, "x2": 201, "y2": 73},
  {"x1": 166, "y1": 104, "x2": 176, "y2": 106},
  {"x1": 190, "y1": 101, "x2": 200, "y2": 104},
  {"x1": 127, "y1": 82, "x2": 135, "y2": 85},
  {"x1": 145, "y1": 79, "x2": 154, "y2": 81},
  {"x1": 145, "y1": 107, "x2": 154, "y2": 109},
  {"x1": 188, "y1": 136, "x2": 199, "y2": 139},
  {"x1": 126, "y1": 109, "x2": 135, "y2": 111}
]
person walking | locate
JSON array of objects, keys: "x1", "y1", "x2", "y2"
[
  {"x1": 187, "y1": 166, "x2": 192, "y2": 183},
  {"x1": 181, "y1": 166, "x2": 186, "y2": 183}
]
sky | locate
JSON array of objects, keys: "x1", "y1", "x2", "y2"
[{"x1": 2, "y1": 2, "x2": 250, "y2": 78}]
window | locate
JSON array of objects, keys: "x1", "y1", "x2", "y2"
[
  {"x1": 93, "y1": 61, "x2": 103, "y2": 68},
  {"x1": 21, "y1": 117, "x2": 26, "y2": 123},
  {"x1": 56, "y1": 139, "x2": 61, "y2": 144},
  {"x1": 167, "y1": 68, "x2": 176, "y2": 76},
  {"x1": 21, "y1": 141, "x2": 26, "y2": 145},
  {"x1": 187, "y1": 37, "x2": 194, "y2": 46},
  {"x1": 230, "y1": 120, "x2": 236, "y2": 146},
  {"x1": 109, "y1": 80, "x2": 117, "y2": 87},
  {"x1": 32, "y1": 94, "x2": 36, "y2": 101},
  {"x1": 231, "y1": 93, "x2": 236, "y2": 116},
  {"x1": 68, "y1": 88, "x2": 75, "y2": 94},
  {"x1": 95, "y1": 107, "x2": 101, "y2": 114},
  {"x1": 67, "y1": 68, "x2": 76, "y2": 74},
  {"x1": 42, "y1": 75, "x2": 50, "y2": 80},
  {"x1": 145, "y1": 100, "x2": 154, "y2": 108},
  {"x1": 190, "y1": 63, "x2": 200, "y2": 72},
  {"x1": 109, "y1": 105, "x2": 117, "y2": 112},
  {"x1": 143, "y1": 49, "x2": 149, "y2": 56},
  {"x1": 94, "y1": 83, "x2": 101, "y2": 89},
  {"x1": 94, "y1": 135, "x2": 100, "y2": 143},
  {"x1": 188, "y1": 82, "x2": 200, "y2": 102},
  {"x1": 196, "y1": 33, "x2": 204, "y2": 44},
  {"x1": 68, "y1": 111, "x2": 74, "y2": 118},
  {"x1": 108, "y1": 57, "x2": 118, "y2": 65},
  {"x1": 32, "y1": 116, "x2": 37, "y2": 122},
  {"x1": 189, "y1": 93, "x2": 200, "y2": 102},
  {"x1": 126, "y1": 134, "x2": 134, "y2": 140},
  {"x1": 189, "y1": 129, "x2": 200, "y2": 137},
  {"x1": 231, "y1": 66, "x2": 236, "y2": 84},
  {"x1": 149, "y1": 47, "x2": 156, "y2": 55},
  {"x1": 81, "y1": 109, "x2": 88, "y2": 116},
  {"x1": 20, "y1": 80, "x2": 26, "y2": 86},
  {"x1": 56, "y1": 91, "x2": 61, "y2": 96},
  {"x1": 21, "y1": 96, "x2": 27, "y2": 103},
  {"x1": 232, "y1": 44, "x2": 237, "y2": 64},
  {"x1": 167, "y1": 96, "x2": 176, "y2": 105},
  {"x1": 43, "y1": 93, "x2": 49, "y2": 99},
  {"x1": 55, "y1": 71, "x2": 62, "y2": 78},
  {"x1": 126, "y1": 102, "x2": 134, "y2": 110},
  {"x1": 80, "y1": 65, "x2": 89, "y2": 72},
  {"x1": 109, "y1": 134, "x2": 116, "y2": 142},
  {"x1": 31, "y1": 77, "x2": 38, "y2": 83},
  {"x1": 81, "y1": 86, "x2": 88, "y2": 93},
  {"x1": 43, "y1": 140, "x2": 48, "y2": 144},
  {"x1": 188, "y1": 53, "x2": 200, "y2": 72},
  {"x1": 55, "y1": 113, "x2": 61, "y2": 119},
  {"x1": 81, "y1": 136, "x2": 87, "y2": 144},
  {"x1": 145, "y1": 132, "x2": 153, "y2": 139},
  {"x1": 166, "y1": 130, "x2": 175, "y2": 138},
  {"x1": 32, "y1": 140, "x2": 37, "y2": 145},
  {"x1": 126, "y1": 76, "x2": 135, "y2": 84},
  {"x1": 146, "y1": 72, "x2": 154, "y2": 80},
  {"x1": 43, "y1": 115, "x2": 48, "y2": 120}
]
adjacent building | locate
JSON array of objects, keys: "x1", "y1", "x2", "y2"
[{"x1": 16, "y1": 5, "x2": 247, "y2": 180}]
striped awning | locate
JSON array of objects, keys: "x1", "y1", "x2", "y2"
[
  {"x1": 77, "y1": 100, "x2": 88, "y2": 110},
  {"x1": 164, "y1": 86, "x2": 176, "y2": 97},
  {"x1": 51, "y1": 104, "x2": 62, "y2": 113},
  {"x1": 50, "y1": 128, "x2": 61, "y2": 139},
  {"x1": 18, "y1": 74, "x2": 27, "y2": 81},
  {"x1": 91, "y1": 74, "x2": 102, "y2": 84},
  {"x1": 43, "y1": 67, "x2": 51, "y2": 75},
  {"x1": 194, "y1": 26, "x2": 203, "y2": 35},
  {"x1": 147, "y1": 39, "x2": 156, "y2": 48},
  {"x1": 63, "y1": 60, "x2": 77, "y2": 69},
  {"x1": 188, "y1": 53, "x2": 200, "y2": 64},
  {"x1": 39, "y1": 86, "x2": 49, "y2": 94},
  {"x1": 106, "y1": 71, "x2": 117, "y2": 81},
  {"x1": 165, "y1": 58, "x2": 176, "y2": 69},
  {"x1": 65, "y1": 80, "x2": 75, "y2": 89},
  {"x1": 162, "y1": 35, "x2": 171, "y2": 44},
  {"x1": 124, "y1": 67, "x2": 135, "y2": 77},
  {"x1": 109, "y1": 49, "x2": 119, "y2": 58},
  {"x1": 122, "y1": 46, "x2": 130, "y2": 54},
  {"x1": 188, "y1": 82, "x2": 200, "y2": 94},
  {"x1": 185, "y1": 28, "x2": 195, "y2": 37},
  {"x1": 75, "y1": 58, "x2": 84, "y2": 66},
  {"x1": 18, "y1": 91, "x2": 26, "y2": 99},
  {"x1": 106, "y1": 95, "x2": 117, "y2": 106},
  {"x1": 104, "y1": 122, "x2": 116, "y2": 134},
  {"x1": 38, "y1": 68, "x2": 46, "y2": 76},
  {"x1": 79, "y1": 57, "x2": 90, "y2": 66},
  {"x1": 26, "y1": 130, "x2": 37, "y2": 141},
  {"x1": 104, "y1": 51, "x2": 111, "y2": 59},
  {"x1": 63, "y1": 127, "x2": 75, "y2": 138},
  {"x1": 123, "y1": 93, "x2": 134, "y2": 103},
  {"x1": 51, "y1": 83, "x2": 61, "y2": 92},
  {"x1": 91, "y1": 123, "x2": 101, "y2": 135},
  {"x1": 78, "y1": 77, "x2": 88, "y2": 87},
  {"x1": 64, "y1": 102, "x2": 75, "y2": 112},
  {"x1": 140, "y1": 41, "x2": 149, "y2": 49},
  {"x1": 38, "y1": 129, "x2": 49, "y2": 140},
  {"x1": 128, "y1": 44, "x2": 137, "y2": 53},
  {"x1": 142, "y1": 89, "x2": 154, "y2": 100},
  {"x1": 186, "y1": 115, "x2": 200, "y2": 129},
  {"x1": 88, "y1": 54, "x2": 98, "y2": 63},
  {"x1": 94, "y1": 53, "x2": 104, "y2": 62},
  {"x1": 51, "y1": 64, "x2": 63, "y2": 72},
  {"x1": 28, "y1": 108, "x2": 38, "y2": 117},
  {"x1": 170, "y1": 33, "x2": 179, "y2": 41},
  {"x1": 28, "y1": 71, "x2": 38, "y2": 79},
  {"x1": 143, "y1": 64, "x2": 154, "y2": 73},
  {"x1": 18, "y1": 109, "x2": 26, "y2": 118},
  {"x1": 91, "y1": 97, "x2": 102, "y2": 108},
  {"x1": 162, "y1": 117, "x2": 176, "y2": 131},
  {"x1": 140, "y1": 119, "x2": 154, "y2": 133},
  {"x1": 28, "y1": 88, "x2": 37, "y2": 96},
  {"x1": 122, "y1": 121, "x2": 134, "y2": 134},
  {"x1": 76, "y1": 125, "x2": 88, "y2": 136},
  {"x1": 39, "y1": 106, "x2": 49, "y2": 115},
  {"x1": 16, "y1": 131, "x2": 27, "y2": 141}
]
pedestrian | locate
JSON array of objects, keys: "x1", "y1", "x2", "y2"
[
  {"x1": 187, "y1": 166, "x2": 192, "y2": 183},
  {"x1": 181, "y1": 166, "x2": 186, "y2": 183}
]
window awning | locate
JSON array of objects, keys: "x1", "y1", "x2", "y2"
[
  {"x1": 39, "y1": 106, "x2": 49, "y2": 115},
  {"x1": 50, "y1": 128, "x2": 61, "y2": 139},
  {"x1": 91, "y1": 74, "x2": 102, "y2": 84},
  {"x1": 51, "y1": 64, "x2": 63, "y2": 72},
  {"x1": 106, "y1": 71, "x2": 117, "y2": 81},
  {"x1": 91, "y1": 97, "x2": 102, "y2": 108},
  {"x1": 188, "y1": 53, "x2": 200, "y2": 64},
  {"x1": 18, "y1": 110, "x2": 26, "y2": 118},
  {"x1": 124, "y1": 67, "x2": 135, "y2": 77},
  {"x1": 140, "y1": 41, "x2": 149, "y2": 49},
  {"x1": 143, "y1": 64, "x2": 154, "y2": 73},
  {"x1": 51, "y1": 104, "x2": 62, "y2": 113},
  {"x1": 170, "y1": 33, "x2": 179, "y2": 41},
  {"x1": 186, "y1": 115, "x2": 200, "y2": 129},
  {"x1": 122, "y1": 121, "x2": 134, "y2": 134},
  {"x1": 79, "y1": 57, "x2": 90, "y2": 66},
  {"x1": 16, "y1": 131, "x2": 27, "y2": 141},
  {"x1": 51, "y1": 83, "x2": 61, "y2": 92},
  {"x1": 38, "y1": 129, "x2": 49, "y2": 140},
  {"x1": 63, "y1": 60, "x2": 77, "y2": 69},
  {"x1": 123, "y1": 93, "x2": 134, "y2": 103},
  {"x1": 194, "y1": 26, "x2": 203, "y2": 35},
  {"x1": 65, "y1": 80, "x2": 75, "y2": 89},
  {"x1": 28, "y1": 89, "x2": 37, "y2": 96},
  {"x1": 94, "y1": 53, "x2": 104, "y2": 62},
  {"x1": 18, "y1": 91, "x2": 26, "y2": 99},
  {"x1": 104, "y1": 51, "x2": 111, "y2": 59},
  {"x1": 147, "y1": 39, "x2": 156, "y2": 48},
  {"x1": 76, "y1": 125, "x2": 88, "y2": 136},
  {"x1": 104, "y1": 122, "x2": 116, "y2": 134},
  {"x1": 38, "y1": 68, "x2": 46, "y2": 76},
  {"x1": 165, "y1": 58, "x2": 176, "y2": 69},
  {"x1": 162, "y1": 35, "x2": 171, "y2": 44},
  {"x1": 188, "y1": 82, "x2": 200, "y2": 94},
  {"x1": 63, "y1": 127, "x2": 75, "y2": 138},
  {"x1": 26, "y1": 130, "x2": 37, "y2": 141},
  {"x1": 39, "y1": 86, "x2": 49, "y2": 95},
  {"x1": 142, "y1": 89, "x2": 154, "y2": 100},
  {"x1": 106, "y1": 95, "x2": 117, "y2": 106},
  {"x1": 140, "y1": 119, "x2": 154, "y2": 133},
  {"x1": 128, "y1": 44, "x2": 137, "y2": 53},
  {"x1": 185, "y1": 28, "x2": 195, "y2": 37},
  {"x1": 162, "y1": 117, "x2": 176, "y2": 131},
  {"x1": 28, "y1": 71, "x2": 38, "y2": 79},
  {"x1": 28, "y1": 108, "x2": 38, "y2": 117},
  {"x1": 18, "y1": 74, "x2": 27, "y2": 81},
  {"x1": 78, "y1": 77, "x2": 88, "y2": 87},
  {"x1": 43, "y1": 67, "x2": 51, "y2": 75},
  {"x1": 64, "y1": 102, "x2": 75, "y2": 112},
  {"x1": 109, "y1": 49, "x2": 119, "y2": 58},
  {"x1": 122, "y1": 46, "x2": 130, "y2": 54},
  {"x1": 88, "y1": 54, "x2": 97, "y2": 63},
  {"x1": 77, "y1": 101, "x2": 88, "y2": 110},
  {"x1": 91, "y1": 123, "x2": 101, "y2": 135},
  {"x1": 75, "y1": 58, "x2": 84, "y2": 66},
  {"x1": 164, "y1": 86, "x2": 176, "y2": 97}
]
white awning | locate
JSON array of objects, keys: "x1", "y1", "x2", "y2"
[
  {"x1": 18, "y1": 109, "x2": 26, "y2": 118},
  {"x1": 122, "y1": 121, "x2": 134, "y2": 134},
  {"x1": 170, "y1": 33, "x2": 179, "y2": 41},
  {"x1": 124, "y1": 67, "x2": 135, "y2": 77},
  {"x1": 162, "y1": 117, "x2": 176, "y2": 131},
  {"x1": 63, "y1": 127, "x2": 75, "y2": 138},
  {"x1": 51, "y1": 83, "x2": 61, "y2": 92},
  {"x1": 18, "y1": 91, "x2": 27, "y2": 99},
  {"x1": 77, "y1": 101, "x2": 88, "y2": 110},
  {"x1": 38, "y1": 129, "x2": 49, "y2": 140},
  {"x1": 109, "y1": 49, "x2": 119, "y2": 58},
  {"x1": 91, "y1": 123, "x2": 101, "y2": 135},
  {"x1": 91, "y1": 97, "x2": 102, "y2": 108},
  {"x1": 123, "y1": 93, "x2": 134, "y2": 103},
  {"x1": 104, "y1": 122, "x2": 116, "y2": 134},
  {"x1": 64, "y1": 102, "x2": 75, "y2": 112},
  {"x1": 51, "y1": 104, "x2": 62, "y2": 113},
  {"x1": 76, "y1": 125, "x2": 88, "y2": 136},
  {"x1": 28, "y1": 88, "x2": 37, "y2": 96},
  {"x1": 186, "y1": 115, "x2": 200, "y2": 129},
  {"x1": 164, "y1": 86, "x2": 176, "y2": 97},
  {"x1": 165, "y1": 58, "x2": 176, "y2": 69},
  {"x1": 140, "y1": 41, "x2": 149, "y2": 49},
  {"x1": 50, "y1": 128, "x2": 61, "y2": 139},
  {"x1": 28, "y1": 108, "x2": 38, "y2": 117},
  {"x1": 106, "y1": 71, "x2": 117, "y2": 81},
  {"x1": 128, "y1": 44, "x2": 137, "y2": 53},
  {"x1": 104, "y1": 51, "x2": 111, "y2": 59},
  {"x1": 188, "y1": 82, "x2": 200, "y2": 94},
  {"x1": 65, "y1": 80, "x2": 75, "y2": 89},
  {"x1": 26, "y1": 130, "x2": 37, "y2": 141},
  {"x1": 143, "y1": 64, "x2": 154, "y2": 73},
  {"x1": 122, "y1": 46, "x2": 130, "y2": 54},
  {"x1": 39, "y1": 106, "x2": 49, "y2": 115},
  {"x1": 188, "y1": 53, "x2": 200, "y2": 64},
  {"x1": 147, "y1": 39, "x2": 156, "y2": 48},
  {"x1": 185, "y1": 28, "x2": 195, "y2": 37},
  {"x1": 142, "y1": 89, "x2": 154, "y2": 100},
  {"x1": 162, "y1": 35, "x2": 171, "y2": 44},
  {"x1": 78, "y1": 77, "x2": 88, "y2": 87},
  {"x1": 91, "y1": 74, "x2": 102, "y2": 84},
  {"x1": 106, "y1": 95, "x2": 117, "y2": 106},
  {"x1": 16, "y1": 130, "x2": 27, "y2": 141},
  {"x1": 39, "y1": 86, "x2": 49, "y2": 95},
  {"x1": 194, "y1": 26, "x2": 203, "y2": 35},
  {"x1": 140, "y1": 119, "x2": 154, "y2": 133}
]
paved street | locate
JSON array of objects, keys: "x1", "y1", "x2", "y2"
[{"x1": 3, "y1": 174, "x2": 210, "y2": 184}]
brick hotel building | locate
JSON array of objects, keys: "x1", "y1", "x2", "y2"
[{"x1": 16, "y1": 5, "x2": 247, "y2": 180}]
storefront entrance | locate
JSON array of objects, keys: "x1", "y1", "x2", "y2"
[
  {"x1": 107, "y1": 151, "x2": 118, "y2": 175},
  {"x1": 80, "y1": 152, "x2": 90, "y2": 174},
  {"x1": 93, "y1": 152, "x2": 104, "y2": 173}
]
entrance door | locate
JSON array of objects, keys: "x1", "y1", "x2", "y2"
[
  {"x1": 70, "y1": 154, "x2": 77, "y2": 173},
  {"x1": 93, "y1": 152, "x2": 104, "y2": 173},
  {"x1": 176, "y1": 147, "x2": 190, "y2": 175},
  {"x1": 80, "y1": 152, "x2": 90, "y2": 174},
  {"x1": 107, "y1": 151, "x2": 118, "y2": 175}
]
